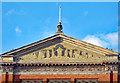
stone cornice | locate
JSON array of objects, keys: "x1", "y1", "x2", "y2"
[{"x1": 0, "y1": 61, "x2": 119, "y2": 66}]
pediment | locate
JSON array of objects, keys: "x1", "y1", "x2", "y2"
[
  {"x1": 1, "y1": 34, "x2": 118, "y2": 63},
  {"x1": 14, "y1": 42, "x2": 115, "y2": 63}
]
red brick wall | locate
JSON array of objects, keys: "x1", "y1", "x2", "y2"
[
  {"x1": 2, "y1": 74, "x2": 6, "y2": 82},
  {"x1": 1, "y1": 74, "x2": 13, "y2": 83},
  {"x1": 7, "y1": 74, "x2": 13, "y2": 82},
  {"x1": 0, "y1": 75, "x2": 2, "y2": 83},
  {"x1": 0, "y1": 73, "x2": 118, "y2": 83},
  {"x1": 13, "y1": 73, "x2": 118, "y2": 82}
]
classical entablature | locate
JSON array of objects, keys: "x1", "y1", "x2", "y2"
[{"x1": 1, "y1": 34, "x2": 118, "y2": 64}]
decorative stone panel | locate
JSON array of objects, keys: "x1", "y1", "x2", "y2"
[
  {"x1": 2, "y1": 66, "x2": 14, "y2": 73},
  {"x1": 14, "y1": 65, "x2": 105, "y2": 75}
]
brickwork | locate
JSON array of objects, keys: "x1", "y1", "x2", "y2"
[
  {"x1": 7, "y1": 74, "x2": 13, "y2": 82},
  {"x1": 1, "y1": 74, "x2": 6, "y2": 82},
  {"x1": 0, "y1": 76, "x2": 1, "y2": 83},
  {"x1": 0, "y1": 62, "x2": 119, "y2": 83},
  {"x1": 12, "y1": 73, "x2": 118, "y2": 82}
]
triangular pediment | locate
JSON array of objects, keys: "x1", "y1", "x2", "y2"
[
  {"x1": 1, "y1": 34, "x2": 118, "y2": 63},
  {"x1": 14, "y1": 42, "x2": 106, "y2": 63}
]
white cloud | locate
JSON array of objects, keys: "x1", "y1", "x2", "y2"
[
  {"x1": 6, "y1": 9, "x2": 15, "y2": 16},
  {"x1": 5, "y1": 9, "x2": 25, "y2": 16},
  {"x1": 15, "y1": 10, "x2": 26, "y2": 15},
  {"x1": 42, "y1": 31, "x2": 54, "y2": 38},
  {"x1": 84, "y1": 11, "x2": 88, "y2": 16},
  {"x1": 83, "y1": 32, "x2": 118, "y2": 51},
  {"x1": 56, "y1": 2, "x2": 59, "y2": 5},
  {"x1": 105, "y1": 32, "x2": 118, "y2": 46},
  {"x1": 83, "y1": 35, "x2": 108, "y2": 47},
  {"x1": 15, "y1": 26, "x2": 22, "y2": 33}
]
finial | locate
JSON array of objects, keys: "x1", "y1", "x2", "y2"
[
  {"x1": 59, "y1": 6, "x2": 61, "y2": 22},
  {"x1": 56, "y1": 6, "x2": 64, "y2": 35}
]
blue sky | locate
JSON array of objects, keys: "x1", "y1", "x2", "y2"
[{"x1": 1, "y1": 2, "x2": 118, "y2": 54}]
